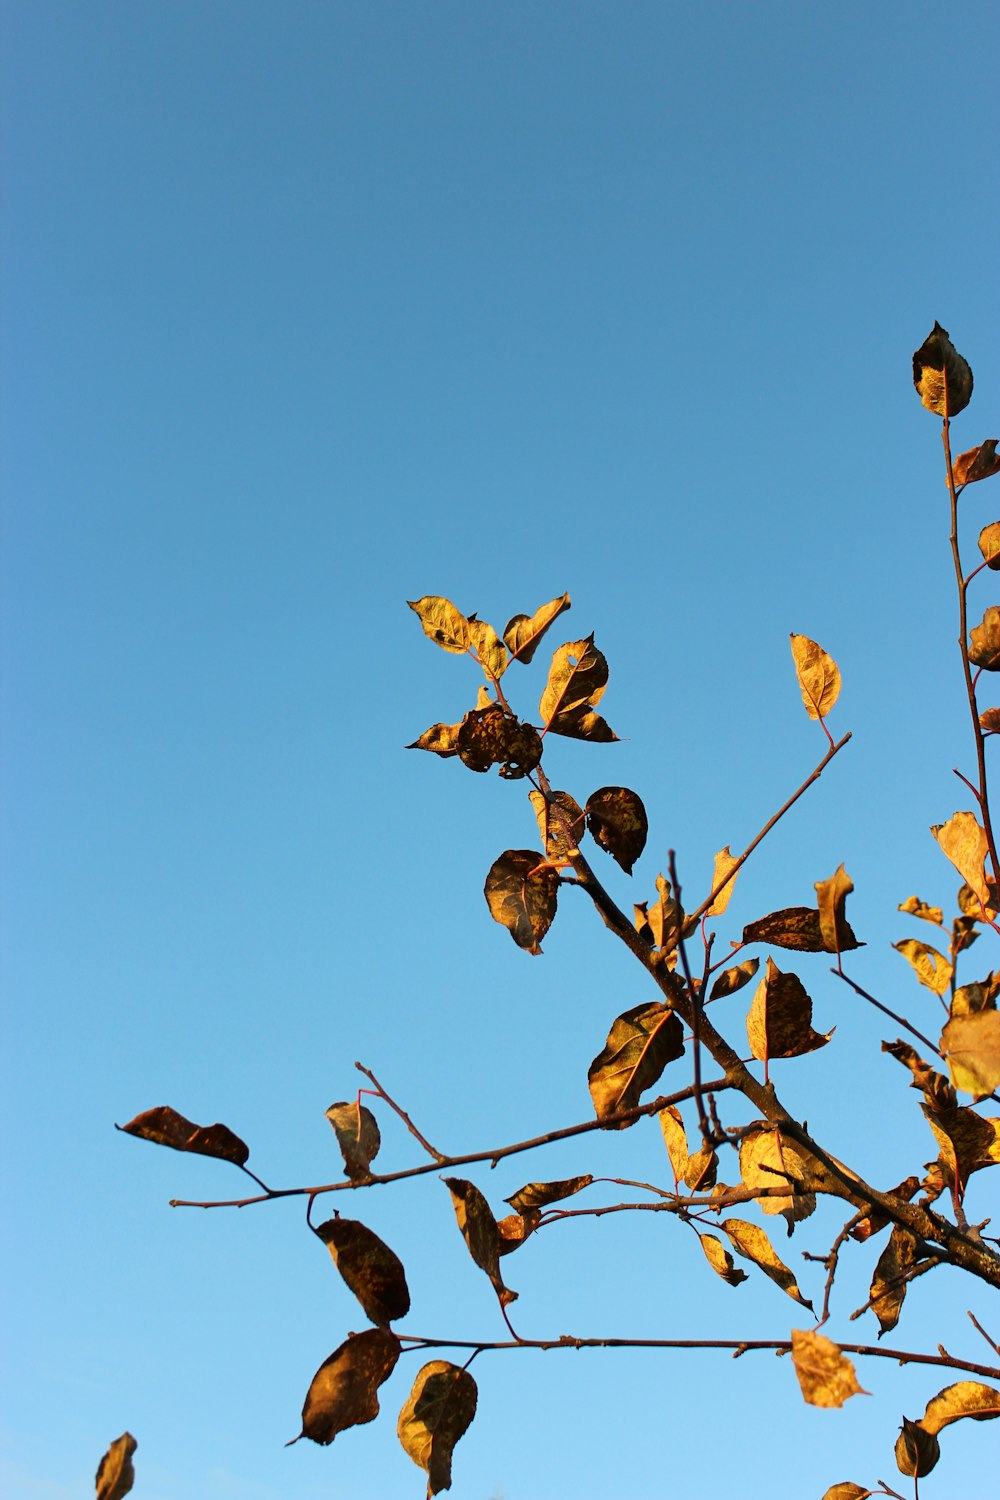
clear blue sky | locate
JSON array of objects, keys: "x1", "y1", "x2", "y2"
[{"x1": 2, "y1": 3, "x2": 999, "y2": 1497}]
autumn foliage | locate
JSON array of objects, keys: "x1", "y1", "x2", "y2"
[{"x1": 104, "y1": 327, "x2": 1000, "y2": 1499}]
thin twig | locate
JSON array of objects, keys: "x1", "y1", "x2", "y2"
[
  {"x1": 967, "y1": 1310, "x2": 1000, "y2": 1356},
  {"x1": 833, "y1": 969, "x2": 942, "y2": 1057},
  {"x1": 849, "y1": 1256, "x2": 944, "y2": 1322},
  {"x1": 354, "y1": 1061, "x2": 447, "y2": 1163},
  {"x1": 669, "y1": 849, "x2": 711, "y2": 1143}
]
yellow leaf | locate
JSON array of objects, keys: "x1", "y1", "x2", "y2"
[
  {"x1": 790, "y1": 633, "x2": 841, "y2": 720},
  {"x1": 941, "y1": 1009, "x2": 1000, "y2": 1095},
  {"x1": 407, "y1": 596, "x2": 471, "y2": 654},
  {"x1": 539, "y1": 636, "x2": 618, "y2": 741},
  {"x1": 96, "y1": 1433, "x2": 137, "y2": 1500},
  {"x1": 746, "y1": 957, "x2": 831, "y2": 1062},
  {"x1": 467, "y1": 619, "x2": 508, "y2": 679},
  {"x1": 912, "y1": 322, "x2": 973, "y2": 418},
  {"x1": 706, "y1": 845, "x2": 739, "y2": 916},
  {"x1": 970, "y1": 606, "x2": 1000, "y2": 671},
  {"x1": 791, "y1": 1329, "x2": 867, "y2": 1408},
  {"x1": 815, "y1": 864, "x2": 856, "y2": 954},
  {"x1": 931, "y1": 811, "x2": 991, "y2": 908},
  {"x1": 658, "y1": 1105, "x2": 689, "y2": 1184},
  {"x1": 918, "y1": 1379, "x2": 1000, "y2": 1435},
  {"x1": 406, "y1": 720, "x2": 463, "y2": 758},
  {"x1": 739, "y1": 1126, "x2": 830, "y2": 1226},
  {"x1": 503, "y1": 593, "x2": 571, "y2": 664},
  {"x1": 898, "y1": 894, "x2": 944, "y2": 926},
  {"x1": 397, "y1": 1361, "x2": 478, "y2": 1496},
  {"x1": 698, "y1": 1232, "x2": 747, "y2": 1286},
  {"x1": 893, "y1": 937, "x2": 953, "y2": 996},
  {"x1": 821, "y1": 1487, "x2": 872, "y2": 1500},
  {"x1": 978, "y1": 521, "x2": 1000, "y2": 569},
  {"x1": 588, "y1": 1002, "x2": 685, "y2": 1125},
  {"x1": 721, "y1": 1218, "x2": 813, "y2": 1308}
]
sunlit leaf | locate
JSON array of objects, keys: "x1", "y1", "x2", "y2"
[
  {"x1": 585, "y1": 786, "x2": 648, "y2": 874},
  {"x1": 956, "y1": 440, "x2": 1000, "y2": 486},
  {"x1": 881, "y1": 1039, "x2": 956, "y2": 1110},
  {"x1": 315, "y1": 1217, "x2": 410, "y2": 1327},
  {"x1": 539, "y1": 636, "x2": 618, "y2": 740},
  {"x1": 978, "y1": 521, "x2": 1000, "y2": 570},
  {"x1": 658, "y1": 1105, "x2": 689, "y2": 1183},
  {"x1": 467, "y1": 620, "x2": 508, "y2": 679},
  {"x1": 932, "y1": 811, "x2": 992, "y2": 908},
  {"x1": 529, "y1": 789, "x2": 586, "y2": 860},
  {"x1": 849, "y1": 1175, "x2": 921, "y2": 1242},
  {"x1": 721, "y1": 1219, "x2": 813, "y2": 1308},
  {"x1": 980, "y1": 707, "x2": 1000, "y2": 735},
  {"x1": 456, "y1": 705, "x2": 542, "y2": 778},
  {"x1": 95, "y1": 1433, "x2": 137, "y2": 1500},
  {"x1": 893, "y1": 937, "x2": 953, "y2": 996},
  {"x1": 739, "y1": 1126, "x2": 835, "y2": 1227},
  {"x1": 496, "y1": 1210, "x2": 540, "y2": 1255},
  {"x1": 634, "y1": 874, "x2": 694, "y2": 960},
  {"x1": 444, "y1": 1178, "x2": 518, "y2": 1307},
  {"x1": 958, "y1": 877, "x2": 999, "y2": 923},
  {"x1": 406, "y1": 720, "x2": 463, "y2": 758},
  {"x1": 918, "y1": 1379, "x2": 1000, "y2": 1434},
  {"x1": 742, "y1": 905, "x2": 860, "y2": 953},
  {"x1": 503, "y1": 593, "x2": 571, "y2": 664},
  {"x1": 397, "y1": 1360, "x2": 478, "y2": 1496},
  {"x1": 912, "y1": 322, "x2": 973, "y2": 418},
  {"x1": 484, "y1": 849, "x2": 559, "y2": 953},
  {"x1": 815, "y1": 864, "x2": 857, "y2": 954},
  {"x1": 709, "y1": 957, "x2": 759, "y2": 1001},
  {"x1": 698, "y1": 1232, "x2": 748, "y2": 1286},
  {"x1": 326, "y1": 1101, "x2": 381, "y2": 1182},
  {"x1": 970, "y1": 606, "x2": 1000, "y2": 670},
  {"x1": 898, "y1": 894, "x2": 944, "y2": 926},
  {"x1": 117, "y1": 1106, "x2": 249, "y2": 1166},
  {"x1": 292, "y1": 1328, "x2": 401, "y2": 1446},
  {"x1": 790, "y1": 634, "x2": 841, "y2": 720},
  {"x1": 683, "y1": 1144, "x2": 718, "y2": 1190},
  {"x1": 746, "y1": 957, "x2": 832, "y2": 1062},
  {"x1": 505, "y1": 1176, "x2": 593, "y2": 1213},
  {"x1": 940, "y1": 1009, "x2": 1000, "y2": 1095},
  {"x1": 894, "y1": 1417, "x2": 940, "y2": 1477},
  {"x1": 821, "y1": 1486, "x2": 872, "y2": 1500},
  {"x1": 791, "y1": 1330, "x2": 866, "y2": 1408},
  {"x1": 921, "y1": 1103, "x2": 1000, "y2": 1196},
  {"x1": 869, "y1": 1225, "x2": 917, "y2": 1336},
  {"x1": 705, "y1": 845, "x2": 739, "y2": 917},
  {"x1": 950, "y1": 974, "x2": 999, "y2": 1017},
  {"x1": 587, "y1": 1002, "x2": 685, "y2": 1124},
  {"x1": 408, "y1": 596, "x2": 471, "y2": 654}
]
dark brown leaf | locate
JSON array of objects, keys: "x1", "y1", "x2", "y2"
[
  {"x1": 746, "y1": 957, "x2": 832, "y2": 1061},
  {"x1": 869, "y1": 1225, "x2": 918, "y2": 1336},
  {"x1": 588, "y1": 1002, "x2": 684, "y2": 1125},
  {"x1": 815, "y1": 864, "x2": 857, "y2": 955},
  {"x1": 444, "y1": 1178, "x2": 517, "y2": 1307},
  {"x1": 326, "y1": 1101, "x2": 381, "y2": 1182},
  {"x1": 397, "y1": 1361, "x2": 478, "y2": 1496},
  {"x1": 955, "y1": 439, "x2": 1000, "y2": 486},
  {"x1": 894, "y1": 1417, "x2": 940, "y2": 1477},
  {"x1": 315, "y1": 1217, "x2": 411, "y2": 1326},
  {"x1": 912, "y1": 322, "x2": 973, "y2": 418},
  {"x1": 585, "y1": 786, "x2": 648, "y2": 874},
  {"x1": 117, "y1": 1106, "x2": 249, "y2": 1166},
  {"x1": 709, "y1": 957, "x2": 760, "y2": 1001},
  {"x1": 529, "y1": 789, "x2": 586, "y2": 859},
  {"x1": 505, "y1": 1176, "x2": 593, "y2": 1214},
  {"x1": 970, "y1": 606, "x2": 1000, "y2": 670},
  {"x1": 742, "y1": 906, "x2": 860, "y2": 953},
  {"x1": 881, "y1": 1039, "x2": 956, "y2": 1110},
  {"x1": 483, "y1": 849, "x2": 558, "y2": 953},
  {"x1": 920, "y1": 1102, "x2": 1000, "y2": 1196},
  {"x1": 292, "y1": 1328, "x2": 401, "y2": 1446},
  {"x1": 456, "y1": 705, "x2": 542, "y2": 778},
  {"x1": 96, "y1": 1433, "x2": 137, "y2": 1500},
  {"x1": 503, "y1": 593, "x2": 571, "y2": 664},
  {"x1": 539, "y1": 636, "x2": 618, "y2": 741}
]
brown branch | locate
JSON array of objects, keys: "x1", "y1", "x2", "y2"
[
  {"x1": 833, "y1": 968, "x2": 942, "y2": 1057},
  {"x1": 354, "y1": 1061, "x2": 446, "y2": 1163},
  {"x1": 669, "y1": 849, "x2": 711, "y2": 1142},
  {"x1": 849, "y1": 1256, "x2": 945, "y2": 1322}
]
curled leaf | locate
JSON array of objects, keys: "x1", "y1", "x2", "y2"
[
  {"x1": 503, "y1": 593, "x2": 571, "y2": 664},
  {"x1": 456, "y1": 705, "x2": 542, "y2": 778},
  {"x1": 585, "y1": 786, "x2": 648, "y2": 874},
  {"x1": 869, "y1": 1225, "x2": 918, "y2": 1336},
  {"x1": 918, "y1": 1379, "x2": 1000, "y2": 1434},
  {"x1": 742, "y1": 905, "x2": 860, "y2": 953},
  {"x1": 709, "y1": 957, "x2": 759, "y2": 1001},
  {"x1": 790, "y1": 634, "x2": 841, "y2": 720},
  {"x1": 408, "y1": 596, "x2": 471, "y2": 654},
  {"x1": 898, "y1": 895, "x2": 944, "y2": 926},
  {"x1": 893, "y1": 937, "x2": 953, "y2": 997},
  {"x1": 698, "y1": 1232, "x2": 747, "y2": 1286},
  {"x1": 539, "y1": 636, "x2": 617, "y2": 741},
  {"x1": 315, "y1": 1217, "x2": 411, "y2": 1327},
  {"x1": 912, "y1": 322, "x2": 973, "y2": 418},
  {"x1": 894, "y1": 1417, "x2": 940, "y2": 1477},
  {"x1": 932, "y1": 811, "x2": 991, "y2": 908},
  {"x1": 292, "y1": 1328, "x2": 401, "y2": 1445},
  {"x1": 96, "y1": 1433, "x2": 137, "y2": 1500},
  {"x1": 921, "y1": 1103, "x2": 1000, "y2": 1196},
  {"x1": 791, "y1": 1329, "x2": 866, "y2": 1408},
  {"x1": 970, "y1": 606, "x2": 1000, "y2": 671},
  {"x1": 821, "y1": 1487, "x2": 872, "y2": 1500},
  {"x1": 981, "y1": 707, "x2": 1000, "y2": 735},
  {"x1": 326, "y1": 1101, "x2": 381, "y2": 1182},
  {"x1": 721, "y1": 1219, "x2": 813, "y2": 1308},
  {"x1": 815, "y1": 864, "x2": 856, "y2": 954},
  {"x1": 956, "y1": 439, "x2": 1000, "y2": 486},
  {"x1": 588, "y1": 1002, "x2": 685, "y2": 1125},
  {"x1": 505, "y1": 1176, "x2": 593, "y2": 1214},
  {"x1": 444, "y1": 1178, "x2": 517, "y2": 1307},
  {"x1": 658, "y1": 1105, "x2": 690, "y2": 1183},
  {"x1": 117, "y1": 1106, "x2": 249, "y2": 1166},
  {"x1": 705, "y1": 845, "x2": 740, "y2": 917},
  {"x1": 397, "y1": 1360, "x2": 478, "y2": 1496}
]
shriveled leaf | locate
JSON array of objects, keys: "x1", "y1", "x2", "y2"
[
  {"x1": 456, "y1": 705, "x2": 542, "y2": 778},
  {"x1": 918, "y1": 1379, "x2": 1000, "y2": 1434},
  {"x1": 709, "y1": 957, "x2": 759, "y2": 1002},
  {"x1": 739, "y1": 1126, "x2": 830, "y2": 1227},
  {"x1": 467, "y1": 620, "x2": 508, "y2": 679},
  {"x1": 585, "y1": 786, "x2": 648, "y2": 874},
  {"x1": 503, "y1": 593, "x2": 571, "y2": 664},
  {"x1": 539, "y1": 636, "x2": 618, "y2": 741},
  {"x1": 529, "y1": 789, "x2": 585, "y2": 860},
  {"x1": 815, "y1": 864, "x2": 856, "y2": 955},
  {"x1": 721, "y1": 1218, "x2": 813, "y2": 1309},
  {"x1": 588, "y1": 1002, "x2": 684, "y2": 1125},
  {"x1": 406, "y1": 721, "x2": 463, "y2": 758},
  {"x1": 118, "y1": 1106, "x2": 249, "y2": 1166},
  {"x1": 970, "y1": 606, "x2": 1000, "y2": 671},
  {"x1": 899, "y1": 895, "x2": 944, "y2": 927},
  {"x1": 791, "y1": 1329, "x2": 866, "y2": 1408},
  {"x1": 958, "y1": 876, "x2": 999, "y2": 922},
  {"x1": 790, "y1": 634, "x2": 841, "y2": 720},
  {"x1": 821, "y1": 1486, "x2": 872, "y2": 1500},
  {"x1": 882, "y1": 1039, "x2": 956, "y2": 1110},
  {"x1": 505, "y1": 1176, "x2": 593, "y2": 1213},
  {"x1": 941, "y1": 1009, "x2": 1000, "y2": 1095},
  {"x1": 397, "y1": 1360, "x2": 478, "y2": 1496},
  {"x1": 746, "y1": 957, "x2": 832, "y2": 1062},
  {"x1": 658, "y1": 1105, "x2": 689, "y2": 1183},
  {"x1": 893, "y1": 938, "x2": 953, "y2": 997},
  {"x1": 921, "y1": 1103, "x2": 1000, "y2": 1195},
  {"x1": 950, "y1": 974, "x2": 999, "y2": 1017},
  {"x1": 978, "y1": 521, "x2": 1000, "y2": 570},
  {"x1": 742, "y1": 905, "x2": 860, "y2": 953},
  {"x1": 96, "y1": 1433, "x2": 136, "y2": 1500},
  {"x1": 850, "y1": 1175, "x2": 921, "y2": 1242},
  {"x1": 484, "y1": 849, "x2": 558, "y2": 954},
  {"x1": 408, "y1": 596, "x2": 471, "y2": 655},
  {"x1": 912, "y1": 322, "x2": 973, "y2": 418},
  {"x1": 315, "y1": 1217, "x2": 410, "y2": 1327},
  {"x1": 634, "y1": 874, "x2": 691, "y2": 958},
  {"x1": 292, "y1": 1328, "x2": 401, "y2": 1445},
  {"x1": 869, "y1": 1225, "x2": 917, "y2": 1336},
  {"x1": 496, "y1": 1210, "x2": 540, "y2": 1255},
  {"x1": 894, "y1": 1417, "x2": 940, "y2": 1477},
  {"x1": 683, "y1": 1144, "x2": 718, "y2": 1190},
  {"x1": 932, "y1": 811, "x2": 991, "y2": 908},
  {"x1": 980, "y1": 707, "x2": 1000, "y2": 735},
  {"x1": 956, "y1": 440, "x2": 1000, "y2": 486},
  {"x1": 444, "y1": 1178, "x2": 517, "y2": 1307},
  {"x1": 326, "y1": 1101, "x2": 381, "y2": 1182},
  {"x1": 698, "y1": 1232, "x2": 748, "y2": 1286},
  {"x1": 706, "y1": 845, "x2": 739, "y2": 917}
]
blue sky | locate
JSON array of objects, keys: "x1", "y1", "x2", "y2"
[{"x1": 2, "y1": 2, "x2": 999, "y2": 1497}]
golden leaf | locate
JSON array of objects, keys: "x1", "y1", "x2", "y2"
[
  {"x1": 467, "y1": 619, "x2": 508, "y2": 679},
  {"x1": 738, "y1": 1126, "x2": 824, "y2": 1226},
  {"x1": 893, "y1": 937, "x2": 953, "y2": 997},
  {"x1": 325, "y1": 1101, "x2": 381, "y2": 1182},
  {"x1": 588, "y1": 1002, "x2": 685, "y2": 1125},
  {"x1": 505, "y1": 1176, "x2": 593, "y2": 1213},
  {"x1": 496, "y1": 1210, "x2": 540, "y2": 1255},
  {"x1": 529, "y1": 789, "x2": 586, "y2": 860},
  {"x1": 950, "y1": 974, "x2": 999, "y2": 1017},
  {"x1": 96, "y1": 1433, "x2": 137, "y2": 1500},
  {"x1": 503, "y1": 593, "x2": 571, "y2": 664},
  {"x1": 746, "y1": 957, "x2": 832, "y2": 1062},
  {"x1": 658, "y1": 1105, "x2": 690, "y2": 1183},
  {"x1": 742, "y1": 905, "x2": 861, "y2": 953},
  {"x1": 970, "y1": 606, "x2": 1000, "y2": 671},
  {"x1": 721, "y1": 1218, "x2": 813, "y2": 1308},
  {"x1": 978, "y1": 521, "x2": 1000, "y2": 569},
  {"x1": 894, "y1": 1417, "x2": 940, "y2": 1477},
  {"x1": 706, "y1": 845, "x2": 739, "y2": 917},
  {"x1": 815, "y1": 864, "x2": 857, "y2": 954},
  {"x1": 789, "y1": 633, "x2": 841, "y2": 720},
  {"x1": 315, "y1": 1217, "x2": 411, "y2": 1327},
  {"x1": 709, "y1": 957, "x2": 760, "y2": 1001},
  {"x1": 955, "y1": 439, "x2": 1000, "y2": 486},
  {"x1": 683, "y1": 1144, "x2": 718, "y2": 1190},
  {"x1": 117, "y1": 1106, "x2": 249, "y2": 1166},
  {"x1": 634, "y1": 874, "x2": 691, "y2": 957},
  {"x1": 821, "y1": 1487, "x2": 872, "y2": 1500},
  {"x1": 397, "y1": 1361, "x2": 478, "y2": 1496},
  {"x1": 407, "y1": 596, "x2": 471, "y2": 654},
  {"x1": 444, "y1": 1178, "x2": 518, "y2": 1308},
  {"x1": 921, "y1": 1103, "x2": 1000, "y2": 1196},
  {"x1": 539, "y1": 636, "x2": 618, "y2": 740},
  {"x1": 918, "y1": 1379, "x2": 1000, "y2": 1435},
  {"x1": 791, "y1": 1329, "x2": 866, "y2": 1408},
  {"x1": 898, "y1": 894, "x2": 944, "y2": 927},
  {"x1": 483, "y1": 849, "x2": 559, "y2": 954},
  {"x1": 980, "y1": 707, "x2": 1000, "y2": 735},
  {"x1": 869, "y1": 1224, "x2": 917, "y2": 1336},
  {"x1": 698, "y1": 1232, "x2": 747, "y2": 1286},
  {"x1": 912, "y1": 322, "x2": 973, "y2": 418},
  {"x1": 292, "y1": 1329, "x2": 401, "y2": 1446},
  {"x1": 941, "y1": 1009, "x2": 1000, "y2": 1095},
  {"x1": 406, "y1": 720, "x2": 463, "y2": 758},
  {"x1": 585, "y1": 786, "x2": 648, "y2": 874},
  {"x1": 932, "y1": 811, "x2": 991, "y2": 909},
  {"x1": 958, "y1": 877, "x2": 999, "y2": 922}
]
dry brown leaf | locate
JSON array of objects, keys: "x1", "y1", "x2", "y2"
[
  {"x1": 326, "y1": 1102, "x2": 381, "y2": 1182},
  {"x1": 585, "y1": 786, "x2": 648, "y2": 874},
  {"x1": 95, "y1": 1433, "x2": 137, "y2": 1500},
  {"x1": 931, "y1": 811, "x2": 991, "y2": 908},
  {"x1": 791, "y1": 1329, "x2": 867, "y2": 1408},
  {"x1": 315, "y1": 1217, "x2": 411, "y2": 1327},
  {"x1": 588, "y1": 1002, "x2": 685, "y2": 1124},
  {"x1": 484, "y1": 849, "x2": 558, "y2": 954},
  {"x1": 117, "y1": 1106, "x2": 249, "y2": 1166},
  {"x1": 445, "y1": 1178, "x2": 517, "y2": 1308},
  {"x1": 746, "y1": 957, "x2": 831, "y2": 1063},
  {"x1": 397, "y1": 1360, "x2": 478, "y2": 1496},
  {"x1": 912, "y1": 322, "x2": 973, "y2": 417},
  {"x1": 292, "y1": 1329, "x2": 401, "y2": 1445},
  {"x1": 940, "y1": 1009, "x2": 1000, "y2": 1095}
]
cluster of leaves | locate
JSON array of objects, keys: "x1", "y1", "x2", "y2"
[{"x1": 111, "y1": 328, "x2": 1000, "y2": 1500}]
